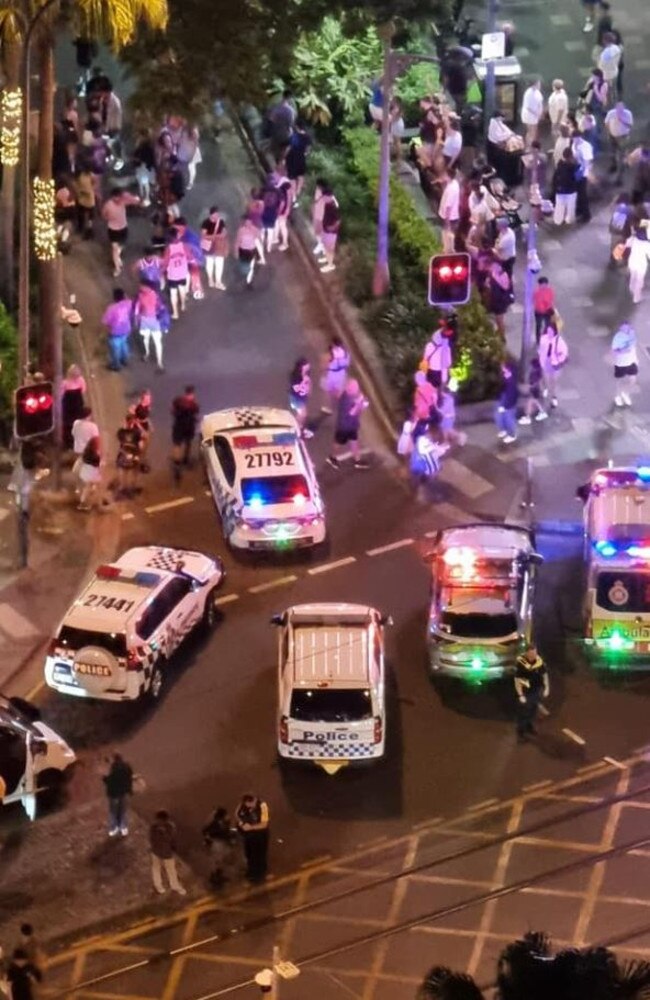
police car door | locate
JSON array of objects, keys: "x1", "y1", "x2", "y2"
[
  {"x1": 161, "y1": 576, "x2": 200, "y2": 655},
  {"x1": 208, "y1": 435, "x2": 237, "y2": 518}
]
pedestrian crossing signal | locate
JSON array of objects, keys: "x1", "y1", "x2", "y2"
[
  {"x1": 14, "y1": 382, "x2": 55, "y2": 440},
  {"x1": 428, "y1": 253, "x2": 471, "y2": 306}
]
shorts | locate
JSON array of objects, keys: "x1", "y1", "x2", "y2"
[
  {"x1": 238, "y1": 248, "x2": 255, "y2": 263},
  {"x1": 335, "y1": 428, "x2": 358, "y2": 446},
  {"x1": 426, "y1": 370, "x2": 443, "y2": 389},
  {"x1": 322, "y1": 231, "x2": 338, "y2": 252},
  {"x1": 108, "y1": 227, "x2": 128, "y2": 244},
  {"x1": 139, "y1": 317, "x2": 161, "y2": 333},
  {"x1": 166, "y1": 277, "x2": 188, "y2": 288},
  {"x1": 116, "y1": 451, "x2": 138, "y2": 470},
  {"x1": 172, "y1": 429, "x2": 194, "y2": 447},
  {"x1": 614, "y1": 363, "x2": 638, "y2": 379}
]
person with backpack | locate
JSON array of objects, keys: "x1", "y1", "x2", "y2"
[
  {"x1": 320, "y1": 186, "x2": 341, "y2": 273},
  {"x1": 538, "y1": 319, "x2": 569, "y2": 408},
  {"x1": 421, "y1": 321, "x2": 453, "y2": 388},
  {"x1": 162, "y1": 227, "x2": 190, "y2": 319}
]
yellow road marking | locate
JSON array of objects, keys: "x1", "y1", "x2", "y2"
[
  {"x1": 248, "y1": 575, "x2": 297, "y2": 595},
  {"x1": 144, "y1": 496, "x2": 195, "y2": 514}
]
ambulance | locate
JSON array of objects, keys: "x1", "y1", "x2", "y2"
[
  {"x1": 582, "y1": 466, "x2": 650, "y2": 663},
  {"x1": 428, "y1": 524, "x2": 542, "y2": 679}
]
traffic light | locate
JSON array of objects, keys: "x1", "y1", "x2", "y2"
[
  {"x1": 14, "y1": 382, "x2": 54, "y2": 440},
  {"x1": 428, "y1": 253, "x2": 471, "y2": 307}
]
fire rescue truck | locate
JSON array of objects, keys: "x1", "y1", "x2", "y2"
[{"x1": 582, "y1": 465, "x2": 650, "y2": 663}]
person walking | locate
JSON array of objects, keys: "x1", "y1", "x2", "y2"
[
  {"x1": 288, "y1": 358, "x2": 313, "y2": 439},
  {"x1": 495, "y1": 362, "x2": 519, "y2": 444},
  {"x1": 514, "y1": 644, "x2": 549, "y2": 743},
  {"x1": 421, "y1": 321, "x2": 453, "y2": 388},
  {"x1": 320, "y1": 336, "x2": 350, "y2": 414},
  {"x1": 101, "y1": 187, "x2": 140, "y2": 276},
  {"x1": 520, "y1": 78, "x2": 544, "y2": 146},
  {"x1": 72, "y1": 163, "x2": 96, "y2": 238},
  {"x1": 133, "y1": 390, "x2": 153, "y2": 473},
  {"x1": 235, "y1": 793, "x2": 270, "y2": 883},
  {"x1": 202, "y1": 806, "x2": 235, "y2": 887},
  {"x1": 284, "y1": 120, "x2": 311, "y2": 204},
  {"x1": 517, "y1": 356, "x2": 548, "y2": 425},
  {"x1": 71, "y1": 405, "x2": 98, "y2": 461},
  {"x1": 17, "y1": 926, "x2": 43, "y2": 978},
  {"x1": 6, "y1": 949, "x2": 41, "y2": 1000},
  {"x1": 552, "y1": 147, "x2": 579, "y2": 226},
  {"x1": 61, "y1": 364, "x2": 87, "y2": 450},
  {"x1": 320, "y1": 186, "x2": 341, "y2": 273},
  {"x1": 275, "y1": 172, "x2": 293, "y2": 252},
  {"x1": 261, "y1": 176, "x2": 281, "y2": 254},
  {"x1": 101, "y1": 288, "x2": 133, "y2": 371},
  {"x1": 200, "y1": 206, "x2": 229, "y2": 290},
  {"x1": 533, "y1": 276, "x2": 556, "y2": 343},
  {"x1": 162, "y1": 227, "x2": 191, "y2": 319},
  {"x1": 150, "y1": 810, "x2": 186, "y2": 895},
  {"x1": 538, "y1": 320, "x2": 569, "y2": 408},
  {"x1": 133, "y1": 246, "x2": 163, "y2": 289},
  {"x1": 605, "y1": 100, "x2": 633, "y2": 182},
  {"x1": 311, "y1": 178, "x2": 327, "y2": 261},
  {"x1": 102, "y1": 752, "x2": 133, "y2": 837},
  {"x1": 412, "y1": 370, "x2": 438, "y2": 432},
  {"x1": 547, "y1": 79, "x2": 568, "y2": 137},
  {"x1": 171, "y1": 385, "x2": 200, "y2": 481},
  {"x1": 134, "y1": 281, "x2": 165, "y2": 372},
  {"x1": 624, "y1": 227, "x2": 650, "y2": 304},
  {"x1": 77, "y1": 435, "x2": 102, "y2": 511},
  {"x1": 609, "y1": 321, "x2": 639, "y2": 407},
  {"x1": 437, "y1": 384, "x2": 467, "y2": 447},
  {"x1": 438, "y1": 165, "x2": 461, "y2": 253},
  {"x1": 571, "y1": 133, "x2": 594, "y2": 223},
  {"x1": 234, "y1": 216, "x2": 263, "y2": 288},
  {"x1": 409, "y1": 425, "x2": 449, "y2": 485},
  {"x1": 598, "y1": 32, "x2": 622, "y2": 98},
  {"x1": 326, "y1": 379, "x2": 369, "y2": 470}
]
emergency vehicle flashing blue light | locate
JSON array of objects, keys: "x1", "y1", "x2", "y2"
[
  {"x1": 135, "y1": 572, "x2": 161, "y2": 586},
  {"x1": 638, "y1": 466, "x2": 650, "y2": 482},
  {"x1": 595, "y1": 540, "x2": 617, "y2": 557}
]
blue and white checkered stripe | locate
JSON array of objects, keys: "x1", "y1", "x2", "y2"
[{"x1": 286, "y1": 741, "x2": 376, "y2": 759}]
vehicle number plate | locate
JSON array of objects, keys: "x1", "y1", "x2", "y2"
[{"x1": 75, "y1": 663, "x2": 111, "y2": 677}]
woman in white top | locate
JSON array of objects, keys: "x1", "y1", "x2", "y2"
[
  {"x1": 520, "y1": 79, "x2": 544, "y2": 146},
  {"x1": 625, "y1": 228, "x2": 650, "y2": 304},
  {"x1": 548, "y1": 79, "x2": 569, "y2": 137},
  {"x1": 610, "y1": 322, "x2": 638, "y2": 407},
  {"x1": 320, "y1": 337, "x2": 350, "y2": 413}
]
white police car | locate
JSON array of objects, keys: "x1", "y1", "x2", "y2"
[
  {"x1": 201, "y1": 407, "x2": 326, "y2": 551},
  {"x1": 272, "y1": 603, "x2": 388, "y2": 775},
  {"x1": 44, "y1": 546, "x2": 224, "y2": 702}
]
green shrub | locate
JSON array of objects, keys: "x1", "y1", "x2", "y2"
[{"x1": 0, "y1": 303, "x2": 18, "y2": 433}]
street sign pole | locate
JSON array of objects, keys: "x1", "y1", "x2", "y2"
[{"x1": 484, "y1": 0, "x2": 499, "y2": 134}]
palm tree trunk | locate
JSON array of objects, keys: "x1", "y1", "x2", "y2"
[
  {"x1": 0, "y1": 40, "x2": 21, "y2": 311},
  {"x1": 37, "y1": 35, "x2": 58, "y2": 377}
]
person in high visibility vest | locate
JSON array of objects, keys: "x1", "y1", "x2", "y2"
[{"x1": 514, "y1": 645, "x2": 549, "y2": 743}]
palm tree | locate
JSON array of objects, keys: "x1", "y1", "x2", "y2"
[{"x1": 0, "y1": 0, "x2": 168, "y2": 371}]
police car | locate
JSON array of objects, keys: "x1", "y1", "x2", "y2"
[
  {"x1": 44, "y1": 546, "x2": 224, "y2": 702},
  {"x1": 0, "y1": 695, "x2": 75, "y2": 818},
  {"x1": 272, "y1": 603, "x2": 389, "y2": 775},
  {"x1": 201, "y1": 407, "x2": 326, "y2": 551}
]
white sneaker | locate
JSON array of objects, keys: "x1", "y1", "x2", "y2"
[
  {"x1": 174, "y1": 885, "x2": 187, "y2": 896},
  {"x1": 535, "y1": 410, "x2": 549, "y2": 421},
  {"x1": 550, "y1": 397, "x2": 558, "y2": 408},
  {"x1": 108, "y1": 828, "x2": 119, "y2": 838},
  {"x1": 518, "y1": 415, "x2": 532, "y2": 425},
  {"x1": 313, "y1": 243, "x2": 324, "y2": 256},
  {"x1": 320, "y1": 263, "x2": 336, "y2": 273},
  {"x1": 154, "y1": 885, "x2": 166, "y2": 894},
  {"x1": 583, "y1": 18, "x2": 593, "y2": 31},
  {"x1": 614, "y1": 395, "x2": 624, "y2": 407},
  {"x1": 502, "y1": 434, "x2": 517, "y2": 444},
  {"x1": 497, "y1": 430, "x2": 507, "y2": 439},
  {"x1": 622, "y1": 392, "x2": 632, "y2": 406},
  {"x1": 302, "y1": 429, "x2": 314, "y2": 439}
]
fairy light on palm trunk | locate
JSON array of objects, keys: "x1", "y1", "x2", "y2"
[
  {"x1": 32, "y1": 177, "x2": 57, "y2": 261},
  {"x1": 0, "y1": 87, "x2": 22, "y2": 167}
]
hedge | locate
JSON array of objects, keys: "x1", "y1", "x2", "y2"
[
  {"x1": 308, "y1": 127, "x2": 504, "y2": 407},
  {"x1": 0, "y1": 303, "x2": 18, "y2": 444}
]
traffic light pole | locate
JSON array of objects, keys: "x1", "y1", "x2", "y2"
[
  {"x1": 484, "y1": 0, "x2": 499, "y2": 137},
  {"x1": 519, "y1": 205, "x2": 540, "y2": 394},
  {"x1": 52, "y1": 254, "x2": 64, "y2": 490}
]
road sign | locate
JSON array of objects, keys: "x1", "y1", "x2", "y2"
[{"x1": 481, "y1": 31, "x2": 505, "y2": 60}]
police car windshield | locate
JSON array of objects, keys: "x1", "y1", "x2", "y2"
[
  {"x1": 596, "y1": 571, "x2": 650, "y2": 613},
  {"x1": 290, "y1": 689, "x2": 372, "y2": 722},
  {"x1": 58, "y1": 626, "x2": 128, "y2": 658},
  {"x1": 242, "y1": 475, "x2": 309, "y2": 506}
]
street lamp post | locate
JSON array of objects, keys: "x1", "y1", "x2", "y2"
[
  {"x1": 372, "y1": 32, "x2": 439, "y2": 298},
  {"x1": 483, "y1": 0, "x2": 499, "y2": 131},
  {"x1": 17, "y1": 0, "x2": 60, "y2": 380}
]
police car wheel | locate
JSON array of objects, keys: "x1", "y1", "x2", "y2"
[
  {"x1": 202, "y1": 591, "x2": 217, "y2": 630},
  {"x1": 148, "y1": 663, "x2": 165, "y2": 701}
]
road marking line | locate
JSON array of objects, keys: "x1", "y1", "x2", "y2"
[
  {"x1": 366, "y1": 538, "x2": 414, "y2": 557},
  {"x1": 563, "y1": 728, "x2": 587, "y2": 746},
  {"x1": 145, "y1": 496, "x2": 195, "y2": 514},
  {"x1": 412, "y1": 817, "x2": 443, "y2": 831},
  {"x1": 603, "y1": 756, "x2": 627, "y2": 770},
  {"x1": 213, "y1": 594, "x2": 240, "y2": 607},
  {"x1": 576, "y1": 761, "x2": 607, "y2": 775},
  {"x1": 121, "y1": 512, "x2": 135, "y2": 521},
  {"x1": 248, "y1": 575, "x2": 298, "y2": 595},
  {"x1": 300, "y1": 855, "x2": 332, "y2": 868},
  {"x1": 522, "y1": 779, "x2": 553, "y2": 792},
  {"x1": 468, "y1": 797, "x2": 500, "y2": 812},
  {"x1": 205, "y1": 490, "x2": 212, "y2": 497},
  {"x1": 308, "y1": 556, "x2": 357, "y2": 575}
]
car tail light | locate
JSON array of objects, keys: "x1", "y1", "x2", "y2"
[
  {"x1": 279, "y1": 716, "x2": 289, "y2": 744},
  {"x1": 373, "y1": 716, "x2": 383, "y2": 744},
  {"x1": 127, "y1": 647, "x2": 145, "y2": 670}
]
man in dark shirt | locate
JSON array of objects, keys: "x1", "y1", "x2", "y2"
[
  {"x1": 171, "y1": 385, "x2": 200, "y2": 482},
  {"x1": 103, "y1": 752, "x2": 133, "y2": 837},
  {"x1": 7, "y1": 949, "x2": 42, "y2": 1000},
  {"x1": 116, "y1": 412, "x2": 142, "y2": 498},
  {"x1": 514, "y1": 644, "x2": 550, "y2": 742},
  {"x1": 326, "y1": 379, "x2": 369, "y2": 471}
]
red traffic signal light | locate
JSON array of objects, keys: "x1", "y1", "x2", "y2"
[
  {"x1": 14, "y1": 382, "x2": 55, "y2": 440},
  {"x1": 428, "y1": 252, "x2": 471, "y2": 306}
]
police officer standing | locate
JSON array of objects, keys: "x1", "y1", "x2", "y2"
[
  {"x1": 514, "y1": 644, "x2": 549, "y2": 743},
  {"x1": 235, "y1": 793, "x2": 270, "y2": 882}
]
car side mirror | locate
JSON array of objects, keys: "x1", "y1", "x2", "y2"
[
  {"x1": 529, "y1": 552, "x2": 544, "y2": 567},
  {"x1": 270, "y1": 614, "x2": 285, "y2": 626},
  {"x1": 380, "y1": 615, "x2": 394, "y2": 627}
]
